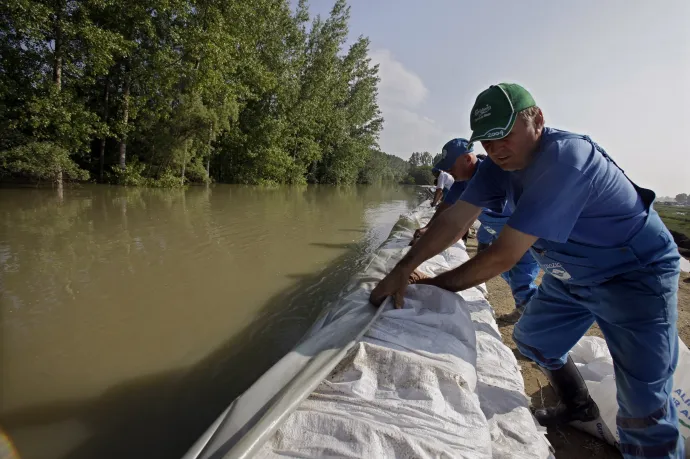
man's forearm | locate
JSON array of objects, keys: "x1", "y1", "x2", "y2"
[
  {"x1": 400, "y1": 201, "x2": 481, "y2": 272},
  {"x1": 431, "y1": 189, "x2": 442, "y2": 206},
  {"x1": 426, "y1": 202, "x2": 448, "y2": 226},
  {"x1": 417, "y1": 243, "x2": 512, "y2": 292}
]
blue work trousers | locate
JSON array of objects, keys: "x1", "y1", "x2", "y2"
[{"x1": 514, "y1": 259, "x2": 683, "y2": 458}]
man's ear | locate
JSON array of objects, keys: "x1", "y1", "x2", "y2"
[{"x1": 535, "y1": 108, "x2": 545, "y2": 132}]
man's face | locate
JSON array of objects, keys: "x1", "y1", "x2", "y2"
[
  {"x1": 481, "y1": 109, "x2": 544, "y2": 171},
  {"x1": 448, "y1": 153, "x2": 476, "y2": 180}
]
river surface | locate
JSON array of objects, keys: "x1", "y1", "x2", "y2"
[{"x1": 0, "y1": 184, "x2": 421, "y2": 459}]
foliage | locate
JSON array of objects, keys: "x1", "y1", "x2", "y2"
[
  {"x1": 0, "y1": 0, "x2": 400, "y2": 186},
  {"x1": 357, "y1": 150, "x2": 408, "y2": 185},
  {"x1": 406, "y1": 165, "x2": 435, "y2": 186},
  {"x1": 0, "y1": 142, "x2": 89, "y2": 181},
  {"x1": 148, "y1": 169, "x2": 186, "y2": 188},
  {"x1": 408, "y1": 151, "x2": 434, "y2": 168},
  {"x1": 657, "y1": 204, "x2": 690, "y2": 240},
  {"x1": 676, "y1": 194, "x2": 689, "y2": 205},
  {"x1": 105, "y1": 155, "x2": 146, "y2": 186}
]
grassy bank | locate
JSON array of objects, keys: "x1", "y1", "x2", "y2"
[{"x1": 657, "y1": 204, "x2": 690, "y2": 239}]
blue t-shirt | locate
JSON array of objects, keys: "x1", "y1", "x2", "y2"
[
  {"x1": 444, "y1": 158, "x2": 509, "y2": 218},
  {"x1": 460, "y1": 127, "x2": 647, "y2": 247},
  {"x1": 444, "y1": 180, "x2": 469, "y2": 206}
]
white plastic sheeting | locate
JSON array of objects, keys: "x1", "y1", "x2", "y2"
[
  {"x1": 184, "y1": 202, "x2": 552, "y2": 459},
  {"x1": 680, "y1": 257, "x2": 690, "y2": 273},
  {"x1": 571, "y1": 336, "x2": 690, "y2": 451}
]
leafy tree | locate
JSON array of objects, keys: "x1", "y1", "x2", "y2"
[
  {"x1": 0, "y1": 0, "x2": 394, "y2": 187},
  {"x1": 420, "y1": 151, "x2": 433, "y2": 167},
  {"x1": 0, "y1": 0, "x2": 126, "y2": 189},
  {"x1": 358, "y1": 150, "x2": 408, "y2": 184},
  {"x1": 676, "y1": 194, "x2": 689, "y2": 204},
  {"x1": 406, "y1": 165, "x2": 435, "y2": 185},
  {"x1": 408, "y1": 152, "x2": 422, "y2": 167}
]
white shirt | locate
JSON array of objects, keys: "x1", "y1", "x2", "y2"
[{"x1": 436, "y1": 171, "x2": 455, "y2": 191}]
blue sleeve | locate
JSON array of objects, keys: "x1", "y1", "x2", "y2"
[
  {"x1": 459, "y1": 159, "x2": 508, "y2": 210},
  {"x1": 443, "y1": 181, "x2": 466, "y2": 205},
  {"x1": 507, "y1": 164, "x2": 592, "y2": 242}
]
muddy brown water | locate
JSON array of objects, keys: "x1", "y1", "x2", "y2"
[{"x1": 0, "y1": 184, "x2": 420, "y2": 459}]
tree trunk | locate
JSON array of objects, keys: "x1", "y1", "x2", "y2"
[
  {"x1": 206, "y1": 124, "x2": 213, "y2": 180},
  {"x1": 53, "y1": 5, "x2": 63, "y2": 91},
  {"x1": 99, "y1": 78, "x2": 110, "y2": 181},
  {"x1": 56, "y1": 168, "x2": 63, "y2": 201},
  {"x1": 181, "y1": 140, "x2": 187, "y2": 186},
  {"x1": 119, "y1": 70, "x2": 130, "y2": 170},
  {"x1": 53, "y1": 3, "x2": 63, "y2": 193}
]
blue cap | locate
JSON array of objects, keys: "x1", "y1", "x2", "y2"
[
  {"x1": 431, "y1": 167, "x2": 440, "y2": 174},
  {"x1": 434, "y1": 138, "x2": 473, "y2": 171}
]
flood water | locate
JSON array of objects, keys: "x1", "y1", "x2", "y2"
[{"x1": 0, "y1": 184, "x2": 420, "y2": 459}]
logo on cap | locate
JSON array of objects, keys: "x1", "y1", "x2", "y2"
[
  {"x1": 474, "y1": 104, "x2": 491, "y2": 121},
  {"x1": 485, "y1": 130, "x2": 504, "y2": 138}
]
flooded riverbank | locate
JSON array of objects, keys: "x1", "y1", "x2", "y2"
[{"x1": 0, "y1": 184, "x2": 419, "y2": 459}]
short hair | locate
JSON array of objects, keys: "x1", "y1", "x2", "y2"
[{"x1": 518, "y1": 106, "x2": 541, "y2": 128}]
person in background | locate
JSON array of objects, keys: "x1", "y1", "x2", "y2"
[
  {"x1": 371, "y1": 82, "x2": 682, "y2": 459},
  {"x1": 412, "y1": 138, "x2": 477, "y2": 244},
  {"x1": 417, "y1": 139, "x2": 540, "y2": 318},
  {"x1": 430, "y1": 167, "x2": 455, "y2": 207}
]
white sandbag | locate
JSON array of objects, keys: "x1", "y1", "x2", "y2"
[
  {"x1": 680, "y1": 257, "x2": 690, "y2": 273},
  {"x1": 259, "y1": 286, "x2": 493, "y2": 459},
  {"x1": 570, "y1": 336, "x2": 690, "y2": 449},
  {"x1": 184, "y1": 202, "x2": 552, "y2": 459}
]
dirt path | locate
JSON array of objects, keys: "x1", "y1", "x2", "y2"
[{"x1": 465, "y1": 239, "x2": 690, "y2": 458}]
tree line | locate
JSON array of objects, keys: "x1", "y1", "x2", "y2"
[
  {"x1": 402, "y1": 151, "x2": 441, "y2": 185},
  {"x1": 0, "y1": 0, "x2": 419, "y2": 188}
]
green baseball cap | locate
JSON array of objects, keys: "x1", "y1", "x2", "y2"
[{"x1": 469, "y1": 83, "x2": 536, "y2": 143}]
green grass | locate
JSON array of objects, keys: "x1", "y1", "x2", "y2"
[{"x1": 656, "y1": 204, "x2": 690, "y2": 239}]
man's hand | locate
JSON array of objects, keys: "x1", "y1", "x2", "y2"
[
  {"x1": 372, "y1": 200, "x2": 482, "y2": 309},
  {"x1": 423, "y1": 225, "x2": 538, "y2": 293},
  {"x1": 408, "y1": 270, "x2": 429, "y2": 284},
  {"x1": 409, "y1": 227, "x2": 428, "y2": 246},
  {"x1": 370, "y1": 264, "x2": 413, "y2": 308},
  {"x1": 431, "y1": 188, "x2": 443, "y2": 207}
]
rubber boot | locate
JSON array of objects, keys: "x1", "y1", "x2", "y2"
[
  {"x1": 498, "y1": 304, "x2": 524, "y2": 324},
  {"x1": 533, "y1": 355, "x2": 600, "y2": 426}
]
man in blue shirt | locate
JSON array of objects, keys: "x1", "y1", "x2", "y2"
[
  {"x1": 412, "y1": 139, "x2": 478, "y2": 244},
  {"x1": 431, "y1": 142, "x2": 540, "y2": 315},
  {"x1": 371, "y1": 83, "x2": 682, "y2": 458}
]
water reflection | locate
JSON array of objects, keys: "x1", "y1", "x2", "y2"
[{"x1": 0, "y1": 184, "x2": 418, "y2": 459}]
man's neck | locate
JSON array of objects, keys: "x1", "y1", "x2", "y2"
[
  {"x1": 524, "y1": 128, "x2": 545, "y2": 168},
  {"x1": 468, "y1": 158, "x2": 479, "y2": 176}
]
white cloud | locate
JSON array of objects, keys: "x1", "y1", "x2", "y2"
[
  {"x1": 370, "y1": 49, "x2": 428, "y2": 108},
  {"x1": 370, "y1": 49, "x2": 451, "y2": 158}
]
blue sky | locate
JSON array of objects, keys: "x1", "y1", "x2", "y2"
[{"x1": 305, "y1": 0, "x2": 689, "y2": 196}]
